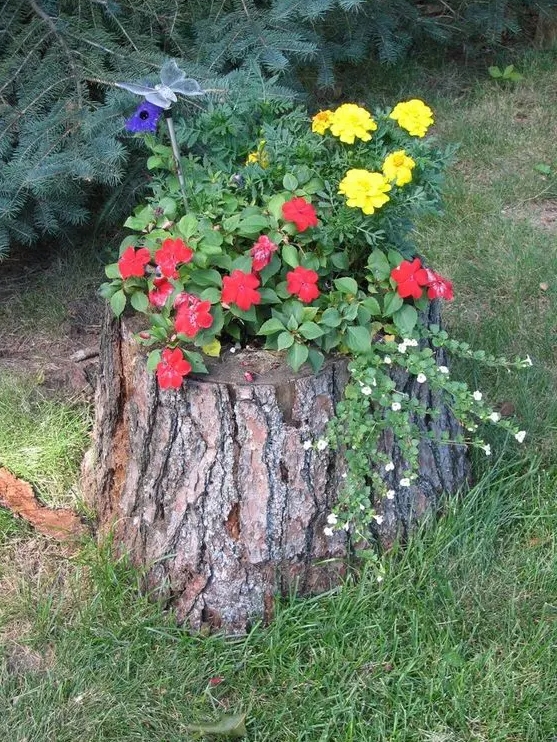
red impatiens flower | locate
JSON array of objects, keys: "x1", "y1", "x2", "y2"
[
  {"x1": 148, "y1": 277, "x2": 174, "y2": 308},
  {"x1": 286, "y1": 266, "x2": 320, "y2": 303},
  {"x1": 221, "y1": 270, "x2": 261, "y2": 311},
  {"x1": 390, "y1": 258, "x2": 429, "y2": 300},
  {"x1": 155, "y1": 237, "x2": 193, "y2": 279},
  {"x1": 118, "y1": 246, "x2": 151, "y2": 279},
  {"x1": 421, "y1": 268, "x2": 454, "y2": 301},
  {"x1": 156, "y1": 348, "x2": 192, "y2": 390},
  {"x1": 282, "y1": 197, "x2": 318, "y2": 232},
  {"x1": 250, "y1": 235, "x2": 278, "y2": 272},
  {"x1": 174, "y1": 293, "x2": 214, "y2": 338}
]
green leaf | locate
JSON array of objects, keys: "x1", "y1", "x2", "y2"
[
  {"x1": 334, "y1": 277, "x2": 358, "y2": 295},
  {"x1": 183, "y1": 350, "x2": 208, "y2": 374},
  {"x1": 488, "y1": 65, "x2": 502, "y2": 78},
  {"x1": 383, "y1": 292, "x2": 404, "y2": 316},
  {"x1": 236, "y1": 215, "x2": 269, "y2": 237},
  {"x1": 299, "y1": 321, "x2": 324, "y2": 340},
  {"x1": 321, "y1": 308, "x2": 342, "y2": 327},
  {"x1": 392, "y1": 304, "x2": 418, "y2": 336},
  {"x1": 303, "y1": 177, "x2": 324, "y2": 194},
  {"x1": 130, "y1": 291, "x2": 149, "y2": 313},
  {"x1": 146, "y1": 349, "x2": 161, "y2": 372},
  {"x1": 177, "y1": 213, "x2": 199, "y2": 240},
  {"x1": 345, "y1": 326, "x2": 371, "y2": 353},
  {"x1": 287, "y1": 342, "x2": 309, "y2": 372},
  {"x1": 259, "y1": 288, "x2": 281, "y2": 304},
  {"x1": 189, "y1": 269, "x2": 222, "y2": 288},
  {"x1": 158, "y1": 197, "x2": 177, "y2": 219},
  {"x1": 105, "y1": 263, "x2": 121, "y2": 279},
  {"x1": 258, "y1": 318, "x2": 286, "y2": 335},
  {"x1": 282, "y1": 244, "x2": 299, "y2": 268},
  {"x1": 266, "y1": 193, "x2": 287, "y2": 220},
  {"x1": 99, "y1": 282, "x2": 119, "y2": 300},
  {"x1": 185, "y1": 712, "x2": 247, "y2": 738},
  {"x1": 308, "y1": 348, "x2": 325, "y2": 373},
  {"x1": 200, "y1": 287, "x2": 222, "y2": 303},
  {"x1": 199, "y1": 229, "x2": 224, "y2": 250},
  {"x1": 110, "y1": 289, "x2": 126, "y2": 317},
  {"x1": 146, "y1": 155, "x2": 165, "y2": 170},
  {"x1": 282, "y1": 173, "x2": 299, "y2": 191},
  {"x1": 331, "y1": 251, "x2": 349, "y2": 270},
  {"x1": 362, "y1": 296, "x2": 381, "y2": 315},
  {"x1": 277, "y1": 331, "x2": 294, "y2": 350},
  {"x1": 367, "y1": 250, "x2": 391, "y2": 281}
]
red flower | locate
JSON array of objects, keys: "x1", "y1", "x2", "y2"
[
  {"x1": 250, "y1": 235, "x2": 278, "y2": 272},
  {"x1": 118, "y1": 247, "x2": 151, "y2": 279},
  {"x1": 221, "y1": 270, "x2": 261, "y2": 311},
  {"x1": 422, "y1": 268, "x2": 454, "y2": 301},
  {"x1": 156, "y1": 348, "x2": 192, "y2": 390},
  {"x1": 155, "y1": 238, "x2": 193, "y2": 279},
  {"x1": 286, "y1": 266, "x2": 320, "y2": 303},
  {"x1": 174, "y1": 293, "x2": 214, "y2": 338},
  {"x1": 282, "y1": 197, "x2": 318, "y2": 232},
  {"x1": 390, "y1": 258, "x2": 429, "y2": 300},
  {"x1": 148, "y1": 277, "x2": 174, "y2": 308}
]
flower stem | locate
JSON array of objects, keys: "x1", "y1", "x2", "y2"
[{"x1": 164, "y1": 110, "x2": 188, "y2": 210}]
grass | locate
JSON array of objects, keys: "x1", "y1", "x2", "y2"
[
  {"x1": 0, "y1": 457, "x2": 556, "y2": 741},
  {"x1": 0, "y1": 373, "x2": 91, "y2": 509},
  {"x1": 1, "y1": 48, "x2": 557, "y2": 742}
]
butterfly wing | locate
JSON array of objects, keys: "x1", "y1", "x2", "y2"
[
  {"x1": 171, "y1": 79, "x2": 205, "y2": 97},
  {"x1": 115, "y1": 82, "x2": 156, "y2": 96},
  {"x1": 160, "y1": 59, "x2": 185, "y2": 87}
]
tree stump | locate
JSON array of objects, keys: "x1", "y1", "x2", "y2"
[{"x1": 83, "y1": 302, "x2": 468, "y2": 633}]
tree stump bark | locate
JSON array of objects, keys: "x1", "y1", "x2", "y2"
[{"x1": 83, "y1": 302, "x2": 468, "y2": 633}]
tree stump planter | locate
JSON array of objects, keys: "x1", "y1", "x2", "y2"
[{"x1": 83, "y1": 303, "x2": 469, "y2": 633}]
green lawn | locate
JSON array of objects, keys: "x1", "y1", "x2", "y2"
[{"x1": 1, "y1": 50, "x2": 557, "y2": 741}]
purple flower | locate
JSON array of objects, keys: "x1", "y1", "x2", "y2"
[{"x1": 125, "y1": 100, "x2": 165, "y2": 133}]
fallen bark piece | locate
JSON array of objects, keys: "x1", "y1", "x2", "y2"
[{"x1": 0, "y1": 467, "x2": 87, "y2": 541}]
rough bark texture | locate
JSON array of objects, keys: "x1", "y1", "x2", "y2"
[{"x1": 83, "y1": 301, "x2": 468, "y2": 632}]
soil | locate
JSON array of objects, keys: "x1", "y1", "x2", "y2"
[{"x1": 502, "y1": 198, "x2": 557, "y2": 234}]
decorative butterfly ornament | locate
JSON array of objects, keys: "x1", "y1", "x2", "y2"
[{"x1": 116, "y1": 60, "x2": 205, "y2": 109}]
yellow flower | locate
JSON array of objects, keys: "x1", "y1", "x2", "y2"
[
  {"x1": 246, "y1": 140, "x2": 269, "y2": 167},
  {"x1": 382, "y1": 150, "x2": 416, "y2": 186},
  {"x1": 338, "y1": 169, "x2": 391, "y2": 215},
  {"x1": 311, "y1": 109, "x2": 334, "y2": 135},
  {"x1": 329, "y1": 103, "x2": 378, "y2": 144},
  {"x1": 389, "y1": 99, "x2": 434, "y2": 138}
]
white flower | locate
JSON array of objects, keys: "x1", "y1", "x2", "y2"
[
  {"x1": 482, "y1": 444, "x2": 492, "y2": 456},
  {"x1": 343, "y1": 522, "x2": 350, "y2": 531},
  {"x1": 316, "y1": 439, "x2": 328, "y2": 451},
  {"x1": 383, "y1": 356, "x2": 392, "y2": 365},
  {"x1": 404, "y1": 338, "x2": 418, "y2": 347},
  {"x1": 376, "y1": 574, "x2": 384, "y2": 583},
  {"x1": 302, "y1": 439, "x2": 312, "y2": 450},
  {"x1": 385, "y1": 461, "x2": 395, "y2": 472},
  {"x1": 515, "y1": 430, "x2": 526, "y2": 443},
  {"x1": 399, "y1": 478, "x2": 411, "y2": 487},
  {"x1": 391, "y1": 402, "x2": 402, "y2": 412},
  {"x1": 323, "y1": 526, "x2": 334, "y2": 537},
  {"x1": 386, "y1": 490, "x2": 395, "y2": 500},
  {"x1": 327, "y1": 513, "x2": 338, "y2": 525},
  {"x1": 361, "y1": 385, "x2": 373, "y2": 396},
  {"x1": 397, "y1": 343, "x2": 407, "y2": 353},
  {"x1": 473, "y1": 390, "x2": 483, "y2": 401},
  {"x1": 229, "y1": 347, "x2": 237, "y2": 354},
  {"x1": 438, "y1": 366, "x2": 449, "y2": 374},
  {"x1": 523, "y1": 355, "x2": 533, "y2": 367},
  {"x1": 373, "y1": 514, "x2": 384, "y2": 525},
  {"x1": 359, "y1": 503, "x2": 366, "y2": 511},
  {"x1": 488, "y1": 412, "x2": 501, "y2": 423},
  {"x1": 416, "y1": 373, "x2": 427, "y2": 384}
]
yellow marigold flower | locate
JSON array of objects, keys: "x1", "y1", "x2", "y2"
[
  {"x1": 382, "y1": 150, "x2": 416, "y2": 186},
  {"x1": 312, "y1": 109, "x2": 334, "y2": 135},
  {"x1": 338, "y1": 169, "x2": 391, "y2": 215},
  {"x1": 329, "y1": 103, "x2": 378, "y2": 144},
  {"x1": 246, "y1": 140, "x2": 269, "y2": 168},
  {"x1": 389, "y1": 99, "x2": 434, "y2": 138}
]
